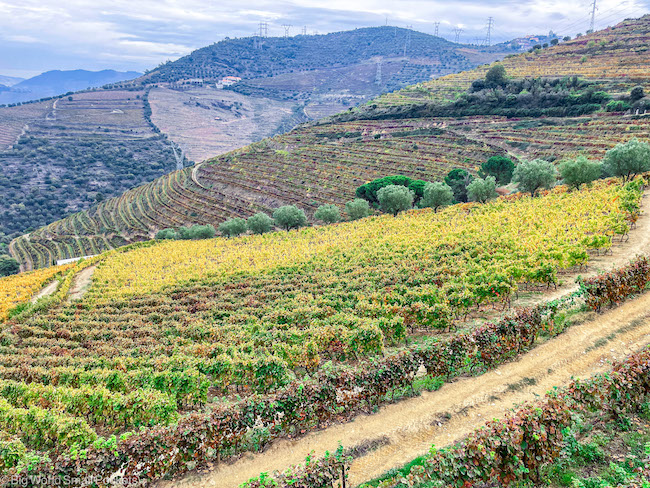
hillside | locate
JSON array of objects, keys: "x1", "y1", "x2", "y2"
[
  {"x1": 0, "y1": 28, "x2": 513, "y2": 244},
  {"x1": 0, "y1": 75, "x2": 24, "y2": 87},
  {"x1": 0, "y1": 69, "x2": 141, "y2": 105},
  {"x1": 0, "y1": 178, "x2": 644, "y2": 485},
  {"x1": 10, "y1": 16, "x2": 650, "y2": 270},
  {"x1": 144, "y1": 27, "x2": 506, "y2": 85}
]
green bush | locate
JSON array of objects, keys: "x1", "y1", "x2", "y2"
[
  {"x1": 605, "y1": 100, "x2": 631, "y2": 112},
  {"x1": 273, "y1": 205, "x2": 308, "y2": 230},
  {"x1": 377, "y1": 185, "x2": 414, "y2": 216},
  {"x1": 246, "y1": 213, "x2": 274, "y2": 234},
  {"x1": 345, "y1": 199, "x2": 371, "y2": 221},
  {"x1": 356, "y1": 175, "x2": 428, "y2": 206},
  {"x1": 479, "y1": 155, "x2": 515, "y2": 184},
  {"x1": 559, "y1": 156, "x2": 602, "y2": 189},
  {"x1": 0, "y1": 256, "x2": 20, "y2": 277},
  {"x1": 189, "y1": 225, "x2": 216, "y2": 240},
  {"x1": 603, "y1": 138, "x2": 650, "y2": 181},
  {"x1": 155, "y1": 228, "x2": 177, "y2": 240},
  {"x1": 421, "y1": 182, "x2": 453, "y2": 212},
  {"x1": 218, "y1": 219, "x2": 247, "y2": 238},
  {"x1": 512, "y1": 159, "x2": 557, "y2": 197},
  {"x1": 467, "y1": 176, "x2": 498, "y2": 203},
  {"x1": 444, "y1": 168, "x2": 474, "y2": 203},
  {"x1": 314, "y1": 204, "x2": 341, "y2": 224}
]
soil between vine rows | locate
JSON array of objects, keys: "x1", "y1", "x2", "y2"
[{"x1": 157, "y1": 193, "x2": 650, "y2": 488}]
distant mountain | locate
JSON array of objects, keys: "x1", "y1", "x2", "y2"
[
  {"x1": 0, "y1": 75, "x2": 24, "y2": 87},
  {"x1": 0, "y1": 69, "x2": 141, "y2": 105},
  {"x1": 145, "y1": 27, "x2": 513, "y2": 84}
]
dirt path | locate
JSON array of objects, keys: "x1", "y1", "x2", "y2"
[
  {"x1": 66, "y1": 265, "x2": 96, "y2": 301},
  {"x1": 30, "y1": 279, "x2": 59, "y2": 303},
  {"x1": 157, "y1": 191, "x2": 650, "y2": 488},
  {"x1": 159, "y1": 293, "x2": 650, "y2": 488}
]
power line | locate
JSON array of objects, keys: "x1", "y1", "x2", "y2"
[
  {"x1": 433, "y1": 22, "x2": 440, "y2": 37},
  {"x1": 281, "y1": 24, "x2": 292, "y2": 38},
  {"x1": 258, "y1": 21, "x2": 268, "y2": 38}
]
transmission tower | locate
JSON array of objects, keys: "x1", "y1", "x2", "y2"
[
  {"x1": 453, "y1": 27, "x2": 463, "y2": 43},
  {"x1": 301, "y1": 26, "x2": 307, "y2": 35},
  {"x1": 282, "y1": 24, "x2": 292, "y2": 37},
  {"x1": 433, "y1": 22, "x2": 440, "y2": 37},
  {"x1": 589, "y1": 0, "x2": 597, "y2": 32},
  {"x1": 258, "y1": 21, "x2": 268, "y2": 38},
  {"x1": 485, "y1": 17, "x2": 494, "y2": 46},
  {"x1": 404, "y1": 25, "x2": 412, "y2": 56}
]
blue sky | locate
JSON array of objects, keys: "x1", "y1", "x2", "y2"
[{"x1": 0, "y1": 0, "x2": 648, "y2": 78}]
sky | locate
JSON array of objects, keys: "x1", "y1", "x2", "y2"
[{"x1": 0, "y1": 0, "x2": 648, "y2": 79}]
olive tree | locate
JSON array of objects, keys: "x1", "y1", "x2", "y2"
[
  {"x1": 421, "y1": 181, "x2": 453, "y2": 212},
  {"x1": 314, "y1": 204, "x2": 341, "y2": 224},
  {"x1": 273, "y1": 205, "x2": 308, "y2": 230},
  {"x1": 246, "y1": 212, "x2": 274, "y2": 234},
  {"x1": 345, "y1": 199, "x2": 371, "y2": 221},
  {"x1": 218, "y1": 218, "x2": 247, "y2": 238},
  {"x1": 377, "y1": 185, "x2": 414, "y2": 216},
  {"x1": 602, "y1": 138, "x2": 650, "y2": 181},
  {"x1": 512, "y1": 159, "x2": 557, "y2": 197},
  {"x1": 467, "y1": 176, "x2": 498, "y2": 203},
  {"x1": 559, "y1": 156, "x2": 601, "y2": 189}
]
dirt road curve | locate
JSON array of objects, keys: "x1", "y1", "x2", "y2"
[{"x1": 159, "y1": 192, "x2": 650, "y2": 488}]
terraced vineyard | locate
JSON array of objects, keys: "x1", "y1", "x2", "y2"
[
  {"x1": 12, "y1": 111, "x2": 650, "y2": 269},
  {"x1": 375, "y1": 15, "x2": 650, "y2": 107},
  {"x1": 0, "y1": 179, "x2": 640, "y2": 483}
]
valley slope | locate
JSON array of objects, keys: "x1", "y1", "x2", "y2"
[{"x1": 11, "y1": 16, "x2": 650, "y2": 270}]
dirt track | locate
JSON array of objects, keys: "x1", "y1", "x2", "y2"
[
  {"x1": 66, "y1": 265, "x2": 96, "y2": 301},
  {"x1": 157, "y1": 192, "x2": 650, "y2": 488}
]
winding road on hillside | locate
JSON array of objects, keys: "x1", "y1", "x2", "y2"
[{"x1": 157, "y1": 192, "x2": 650, "y2": 488}]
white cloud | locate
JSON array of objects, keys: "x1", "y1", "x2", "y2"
[{"x1": 0, "y1": 0, "x2": 647, "y2": 75}]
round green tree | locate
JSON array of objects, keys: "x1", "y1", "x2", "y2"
[
  {"x1": 376, "y1": 185, "x2": 414, "y2": 216},
  {"x1": 480, "y1": 155, "x2": 515, "y2": 185},
  {"x1": 467, "y1": 176, "x2": 498, "y2": 203},
  {"x1": 602, "y1": 138, "x2": 650, "y2": 181},
  {"x1": 273, "y1": 205, "x2": 308, "y2": 230},
  {"x1": 0, "y1": 256, "x2": 20, "y2": 277},
  {"x1": 421, "y1": 181, "x2": 453, "y2": 212},
  {"x1": 559, "y1": 156, "x2": 601, "y2": 189},
  {"x1": 314, "y1": 204, "x2": 341, "y2": 224},
  {"x1": 345, "y1": 199, "x2": 371, "y2": 221},
  {"x1": 246, "y1": 212, "x2": 274, "y2": 234},
  {"x1": 444, "y1": 168, "x2": 474, "y2": 202},
  {"x1": 218, "y1": 218, "x2": 247, "y2": 238},
  {"x1": 512, "y1": 159, "x2": 557, "y2": 197}
]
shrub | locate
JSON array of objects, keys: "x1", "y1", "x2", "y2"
[
  {"x1": 246, "y1": 213, "x2": 274, "y2": 234},
  {"x1": 512, "y1": 159, "x2": 557, "y2": 197},
  {"x1": 188, "y1": 224, "x2": 216, "y2": 240},
  {"x1": 314, "y1": 204, "x2": 341, "y2": 224},
  {"x1": 356, "y1": 175, "x2": 427, "y2": 206},
  {"x1": 485, "y1": 64, "x2": 507, "y2": 87},
  {"x1": 376, "y1": 185, "x2": 414, "y2": 216},
  {"x1": 631, "y1": 86, "x2": 645, "y2": 102},
  {"x1": 480, "y1": 155, "x2": 515, "y2": 185},
  {"x1": 444, "y1": 168, "x2": 474, "y2": 202},
  {"x1": 273, "y1": 205, "x2": 308, "y2": 231},
  {"x1": 606, "y1": 100, "x2": 630, "y2": 112},
  {"x1": 345, "y1": 199, "x2": 371, "y2": 221},
  {"x1": 602, "y1": 138, "x2": 650, "y2": 181},
  {"x1": 421, "y1": 182, "x2": 453, "y2": 212},
  {"x1": 155, "y1": 228, "x2": 177, "y2": 240},
  {"x1": 218, "y1": 219, "x2": 247, "y2": 238},
  {"x1": 176, "y1": 227, "x2": 192, "y2": 240},
  {"x1": 0, "y1": 256, "x2": 20, "y2": 277},
  {"x1": 559, "y1": 156, "x2": 602, "y2": 189},
  {"x1": 467, "y1": 176, "x2": 498, "y2": 203}
]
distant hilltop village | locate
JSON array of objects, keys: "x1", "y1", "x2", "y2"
[
  {"x1": 171, "y1": 75, "x2": 243, "y2": 89},
  {"x1": 509, "y1": 32, "x2": 560, "y2": 50}
]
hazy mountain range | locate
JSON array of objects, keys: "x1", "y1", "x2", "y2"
[{"x1": 0, "y1": 69, "x2": 141, "y2": 105}]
